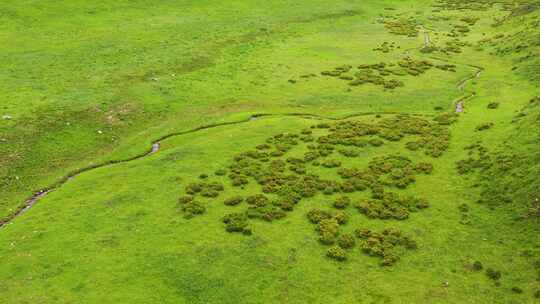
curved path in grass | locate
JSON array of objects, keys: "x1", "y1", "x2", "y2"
[
  {"x1": 0, "y1": 25, "x2": 486, "y2": 230},
  {"x1": 418, "y1": 26, "x2": 484, "y2": 112}
]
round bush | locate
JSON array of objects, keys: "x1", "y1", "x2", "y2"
[
  {"x1": 334, "y1": 196, "x2": 351, "y2": 209},
  {"x1": 338, "y1": 233, "x2": 356, "y2": 249},
  {"x1": 327, "y1": 245, "x2": 347, "y2": 261},
  {"x1": 224, "y1": 196, "x2": 243, "y2": 206}
]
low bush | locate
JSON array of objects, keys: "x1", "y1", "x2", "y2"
[
  {"x1": 318, "y1": 218, "x2": 340, "y2": 245},
  {"x1": 307, "y1": 209, "x2": 332, "y2": 223},
  {"x1": 338, "y1": 233, "x2": 356, "y2": 249},
  {"x1": 327, "y1": 245, "x2": 347, "y2": 261},
  {"x1": 182, "y1": 201, "x2": 206, "y2": 219},
  {"x1": 486, "y1": 268, "x2": 502, "y2": 281},
  {"x1": 215, "y1": 169, "x2": 227, "y2": 176},
  {"x1": 476, "y1": 122, "x2": 494, "y2": 131},
  {"x1": 178, "y1": 195, "x2": 194, "y2": 204},
  {"x1": 487, "y1": 102, "x2": 500, "y2": 109},
  {"x1": 334, "y1": 196, "x2": 351, "y2": 209},
  {"x1": 472, "y1": 261, "x2": 483, "y2": 271},
  {"x1": 222, "y1": 212, "x2": 251, "y2": 235},
  {"x1": 322, "y1": 159, "x2": 342, "y2": 168},
  {"x1": 333, "y1": 210, "x2": 349, "y2": 224},
  {"x1": 511, "y1": 287, "x2": 523, "y2": 294},
  {"x1": 357, "y1": 227, "x2": 416, "y2": 266},
  {"x1": 246, "y1": 194, "x2": 269, "y2": 207},
  {"x1": 224, "y1": 196, "x2": 243, "y2": 206},
  {"x1": 369, "y1": 139, "x2": 384, "y2": 147}
]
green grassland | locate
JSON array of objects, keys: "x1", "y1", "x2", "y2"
[{"x1": 0, "y1": 0, "x2": 539, "y2": 303}]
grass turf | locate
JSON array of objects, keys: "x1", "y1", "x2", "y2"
[{"x1": 0, "y1": 0, "x2": 539, "y2": 303}]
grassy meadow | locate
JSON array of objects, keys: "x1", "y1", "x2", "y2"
[{"x1": 0, "y1": 0, "x2": 539, "y2": 303}]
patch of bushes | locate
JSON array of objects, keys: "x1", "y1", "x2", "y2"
[
  {"x1": 317, "y1": 218, "x2": 340, "y2": 245},
  {"x1": 384, "y1": 18, "x2": 419, "y2": 37},
  {"x1": 338, "y1": 233, "x2": 356, "y2": 249},
  {"x1": 246, "y1": 194, "x2": 269, "y2": 207},
  {"x1": 178, "y1": 195, "x2": 194, "y2": 204},
  {"x1": 475, "y1": 122, "x2": 494, "y2": 131},
  {"x1": 356, "y1": 227, "x2": 417, "y2": 266},
  {"x1": 472, "y1": 261, "x2": 483, "y2": 271},
  {"x1": 224, "y1": 196, "x2": 243, "y2": 206},
  {"x1": 327, "y1": 245, "x2": 347, "y2": 261},
  {"x1": 356, "y1": 192, "x2": 428, "y2": 220},
  {"x1": 322, "y1": 159, "x2": 342, "y2": 168},
  {"x1": 487, "y1": 102, "x2": 500, "y2": 109},
  {"x1": 486, "y1": 268, "x2": 502, "y2": 281},
  {"x1": 334, "y1": 196, "x2": 351, "y2": 209},
  {"x1": 223, "y1": 212, "x2": 251, "y2": 235},
  {"x1": 182, "y1": 201, "x2": 206, "y2": 219},
  {"x1": 215, "y1": 169, "x2": 227, "y2": 176},
  {"x1": 307, "y1": 208, "x2": 333, "y2": 224}
]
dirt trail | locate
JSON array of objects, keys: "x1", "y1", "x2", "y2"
[{"x1": 419, "y1": 26, "x2": 484, "y2": 113}]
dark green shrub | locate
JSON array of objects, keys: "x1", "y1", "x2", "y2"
[
  {"x1": 334, "y1": 196, "x2": 351, "y2": 209},
  {"x1": 535, "y1": 290, "x2": 540, "y2": 298},
  {"x1": 340, "y1": 181, "x2": 355, "y2": 193},
  {"x1": 327, "y1": 245, "x2": 347, "y2": 261},
  {"x1": 355, "y1": 228, "x2": 372, "y2": 239},
  {"x1": 318, "y1": 218, "x2": 340, "y2": 245},
  {"x1": 186, "y1": 182, "x2": 203, "y2": 194},
  {"x1": 222, "y1": 212, "x2": 250, "y2": 234},
  {"x1": 178, "y1": 195, "x2": 194, "y2": 204},
  {"x1": 246, "y1": 194, "x2": 269, "y2": 207},
  {"x1": 322, "y1": 159, "x2": 342, "y2": 168},
  {"x1": 334, "y1": 210, "x2": 349, "y2": 225},
  {"x1": 338, "y1": 233, "x2": 356, "y2": 249},
  {"x1": 415, "y1": 162, "x2": 433, "y2": 174},
  {"x1": 224, "y1": 196, "x2": 243, "y2": 206},
  {"x1": 182, "y1": 201, "x2": 206, "y2": 218},
  {"x1": 307, "y1": 209, "x2": 332, "y2": 223},
  {"x1": 476, "y1": 123, "x2": 494, "y2": 131},
  {"x1": 201, "y1": 189, "x2": 219, "y2": 198},
  {"x1": 369, "y1": 139, "x2": 384, "y2": 147},
  {"x1": 472, "y1": 261, "x2": 483, "y2": 271},
  {"x1": 199, "y1": 174, "x2": 208, "y2": 179},
  {"x1": 339, "y1": 148, "x2": 359, "y2": 157},
  {"x1": 486, "y1": 268, "x2": 501, "y2": 281},
  {"x1": 215, "y1": 169, "x2": 227, "y2": 176},
  {"x1": 487, "y1": 102, "x2": 499, "y2": 109},
  {"x1": 381, "y1": 253, "x2": 400, "y2": 266},
  {"x1": 511, "y1": 287, "x2": 523, "y2": 294}
]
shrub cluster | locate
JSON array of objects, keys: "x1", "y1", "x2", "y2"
[
  {"x1": 185, "y1": 181, "x2": 225, "y2": 197},
  {"x1": 356, "y1": 192, "x2": 429, "y2": 220},
  {"x1": 383, "y1": 18, "x2": 419, "y2": 37},
  {"x1": 355, "y1": 227, "x2": 417, "y2": 266},
  {"x1": 334, "y1": 196, "x2": 351, "y2": 209},
  {"x1": 373, "y1": 41, "x2": 397, "y2": 53},
  {"x1": 182, "y1": 201, "x2": 206, "y2": 219},
  {"x1": 224, "y1": 196, "x2": 243, "y2": 206},
  {"x1": 327, "y1": 245, "x2": 347, "y2": 261},
  {"x1": 475, "y1": 122, "x2": 494, "y2": 131},
  {"x1": 223, "y1": 212, "x2": 251, "y2": 235},
  {"x1": 456, "y1": 144, "x2": 491, "y2": 174}
]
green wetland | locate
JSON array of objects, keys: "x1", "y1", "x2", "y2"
[{"x1": 0, "y1": 0, "x2": 539, "y2": 303}]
